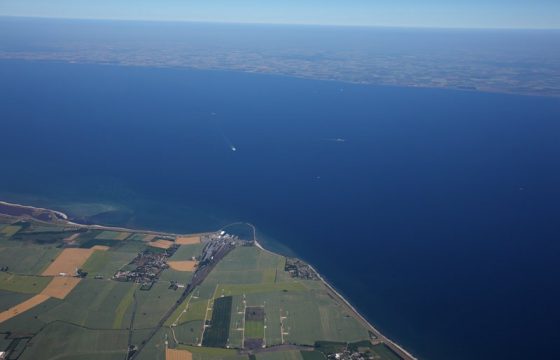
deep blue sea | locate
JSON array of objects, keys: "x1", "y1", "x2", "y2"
[{"x1": 1, "y1": 60, "x2": 560, "y2": 360}]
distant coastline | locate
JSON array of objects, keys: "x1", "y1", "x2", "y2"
[{"x1": 1, "y1": 17, "x2": 559, "y2": 98}]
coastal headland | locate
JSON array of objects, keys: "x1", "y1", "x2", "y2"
[{"x1": 0, "y1": 200, "x2": 416, "y2": 360}]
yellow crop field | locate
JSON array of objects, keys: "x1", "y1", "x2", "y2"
[
  {"x1": 175, "y1": 236, "x2": 200, "y2": 245},
  {"x1": 168, "y1": 260, "x2": 197, "y2": 271},
  {"x1": 41, "y1": 248, "x2": 95, "y2": 276},
  {"x1": 40, "y1": 276, "x2": 81, "y2": 299}
]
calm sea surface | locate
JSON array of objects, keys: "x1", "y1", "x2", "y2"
[{"x1": 1, "y1": 60, "x2": 560, "y2": 360}]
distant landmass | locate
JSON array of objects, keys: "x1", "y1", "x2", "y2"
[{"x1": 1, "y1": 17, "x2": 559, "y2": 97}]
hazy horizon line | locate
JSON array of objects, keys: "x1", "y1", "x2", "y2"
[{"x1": 2, "y1": 15, "x2": 560, "y2": 32}]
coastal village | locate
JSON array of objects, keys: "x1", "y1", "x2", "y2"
[
  {"x1": 113, "y1": 231, "x2": 243, "y2": 291},
  {"x1": 284, "y1": 257, "x2": 320, "y2": 280}
]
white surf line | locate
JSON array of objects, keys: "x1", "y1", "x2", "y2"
[
  {"x1": 0, "y1": 200, "x2": 228, "y2": 242},
  {"x1": 0, "y1": 200, "x2": 69, "y2": 220},
  {"x1": 0, "y1": 200, "x2": 182, "y2": 236}
]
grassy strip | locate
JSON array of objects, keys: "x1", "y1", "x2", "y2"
[
  {"x1": 113, "y1": 283, "x2": 136, "y2": 329},
  {"x1": 217, "y1": 282, "x2": 305, "y2": 298},
  {"x1": 244, "y1": 320, "x2": 264, "y2": 339}
]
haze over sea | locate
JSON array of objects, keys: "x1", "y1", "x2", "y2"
[{"x1": 1, "y1": 58, "x2": 560, "y2": 360}]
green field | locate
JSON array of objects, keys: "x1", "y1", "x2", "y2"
[
  {"x1": 79, "y1": 238, "x2": 120, "y2": 248},
  {"x1": 174, "y1": 319, "x2": 204, "y2": 344},
  {"x1": 81, "y1": 249, "x2": 135, "y2": 278},
  {"x1": 0, "y1": 216, "x2": 398, "y2": 360},
  {"x1": 202, "y1": 296, "x2": 233, "y2": 347},
  {"x1": 213, "y1": 247, "x2": 283, "y2": 273},
  {"x1": 112, "y1": 240, "x2": 147, "y2": 254},
  {"x1": 19, "y1": 321, "x2": 128, "y2": 360},
  {"x1": 10, "y1": 229, "x2": 78, "y2": 244},
  {"x1": 0, "y1": 273, "x2": 51, "y2": 294},
  {"x1": 39, "y1": 279, "x2": 136, "y2": 329},
  {"x1": 166, "y1": 295, "x2": 208, "y2": 327},
  {"x1": 172, "y1": 243, "x2": 204, "y2": 260},
  {"x1": 94, "y1": 230, "x2": 131, "y2": 241},
  {"x1": 134, "y1": 282, "x2": 183, "y2": 330},
  {"x1": 369, "y1": 344, "x2": 404, "y2": 360},
  {"x1": 0, "y1": 245, "x2": 61, "y2": 274},
  {"x1": 281, "y1": 290, "x2": 369, "y2": 345},
  {"x1": 0, "y1": 289, "x2": 34, "y2": 312},
  {"x1": 300, "y1": 351, "x2": 326, "y2": 360},
  {"x1": 217, "y1": 282, "x2": 306, "y2": 297},
  {"x1": 244, "y1": 306, "x2": 265, "y2": 340},
  {"x1": 159, "y1": 267, "x2": 194, "y2": 283},
  {"x1": 0, "y1": 297, "x2": 61, "y2": 334},
  {"x1": 0, "y1": 225, "x2": 21, "y2": 238},
  {"x1": 177, "y1": 344, "x2": 245, "y2": 360},
  {"x1": 114, "y1": 282, "x2": 136, "y2": 329},
  {"x1": 256, "y1": 351, "x2": 304, "y2": 360},
  {"x1": 129, "y1": 233, "x2": 153, "y2": 241},
  {"x1": 18, "y1": 225, "x2": 70, "y2": 233},
  {"x1": 176, "y1": 246, "x2": 371, "y2": 351},
  {"x1": 245, "y1": 320, "x2": 264, "y2": 339}
]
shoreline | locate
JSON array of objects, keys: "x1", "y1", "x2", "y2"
[
  {"x1": 1, "y1": 53, "x2": 559, "y2": 100},
  {"x1": 252, "y1": 229, "x2": 416, "y2": 360},
  {"x1": 0, "y1": 200, "x2": 188, "y2": 237},
  {"x1": 0, "y1": 200, "x2": 69, "y2": 220},
  {"x1": 1, "y1": 200, "x2": 416, "y2": 360}
]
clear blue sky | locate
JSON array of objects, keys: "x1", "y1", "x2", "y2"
[{"x1": 1, "y1": 0, "x2": 559, "y2": 29}]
